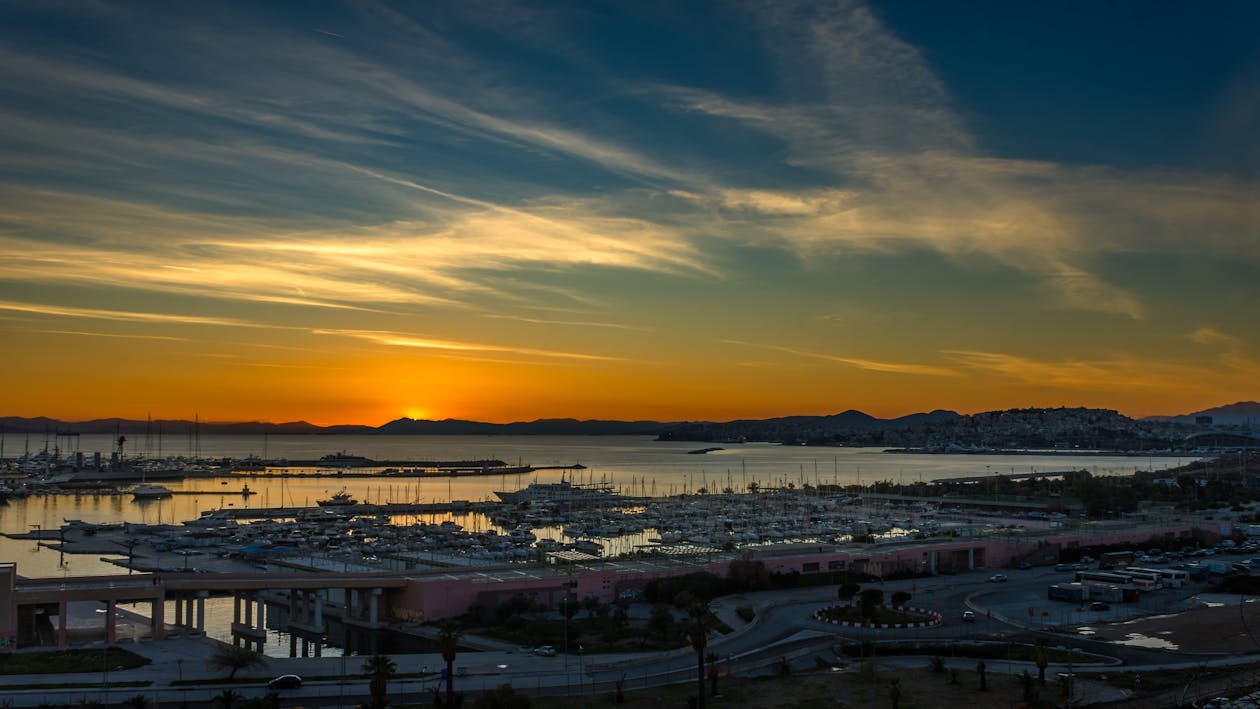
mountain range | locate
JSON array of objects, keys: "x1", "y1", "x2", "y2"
[{"x1": 2, "y1": 401, "x2": 1255, "y2": 439}]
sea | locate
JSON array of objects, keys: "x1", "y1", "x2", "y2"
[{"x1": 0, "y1": 434, "x2": 1190, "y2": 655}]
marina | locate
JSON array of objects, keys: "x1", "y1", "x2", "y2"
[{"x1": 0, "y1": 436, "x2": 1192, "y2": 634}]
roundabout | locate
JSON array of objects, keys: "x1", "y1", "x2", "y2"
[{"x1": 813, "y1": 602, "x2": 943, "y2": 629}]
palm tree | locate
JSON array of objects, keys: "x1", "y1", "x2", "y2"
[
  {"x1": 208, "y1": 645, "x2": 268, "y2": 680},
  {"x1": 685, "y1": 602, "x2": 710, "y2": 709},
  {"x1": 214, "y1": 689, "x2": 242, "y2": 709},
  {"x1": 1035, "y1": 638, "x2": 1049, "y2": 685},
  {"x1": 438, "y1": 619, "x2": 463, "y2": 706},
  {"x1": 362, "y1": 653, "x2": 396, "y2": 709},
  {"x1": 706, "y1": 651, "x2": 720, "y2": 697}
]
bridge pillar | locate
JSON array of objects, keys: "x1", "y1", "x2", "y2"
[
  {"x1": 967, "y1": 548, "x2": 975, "y2": 571},
  {"x1": 346, "y1": 588, "x2": 357, "y2": 620},
  {"x1": 57, "y1": 600, "x2": 68, "y2": 648},
  {"x1": 369, "y1": 589, "x2": 381, "y2": 625},
  {"x1": 313, "y1": 594, "x2": 324, "y2": 630},
  {"x1": 174, "y1": 594, "x2": 184, "y2": 629},
  {"x1": 195, "y1": 591, "x2": 207, "y2": 634},
  {"x1": 105, "y1": 599, "x2": 117, "y2": 644},
  {"x1": 255, "y1": 595, "x2": 266, "y2": 635},
  {"x1": 243, "y1": 593, "x2": 253, "y2": 628},
  {"x1": 151, "y1": 597, "x2": 165, "y2": 640}
]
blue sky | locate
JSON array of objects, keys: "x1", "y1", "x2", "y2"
[{"x1": 1, "y1": 1, "x2": 1257, "y2": 423}]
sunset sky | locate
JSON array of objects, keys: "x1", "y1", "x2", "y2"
[{"x1": 2, "y1": 1, "x2": 1257, "y2": 425}]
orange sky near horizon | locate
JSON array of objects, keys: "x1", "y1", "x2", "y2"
[{"x1": 1, "y1": 3, "x2": 1256, "y2": 426}]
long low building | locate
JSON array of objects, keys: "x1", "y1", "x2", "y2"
[{"x1": 0, "y1": 519, "x2": 1201, "y2": 650}]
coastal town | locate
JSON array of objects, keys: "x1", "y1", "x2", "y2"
[{"x1": 1, "y1": 413, "x2": 1259, "y2": 707}]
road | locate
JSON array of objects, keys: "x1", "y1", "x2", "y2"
[{"x1": 0, "y1": 566, "x2": 1248, "y2": 706}]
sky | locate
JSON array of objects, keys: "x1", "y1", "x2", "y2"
[{"x1": 1, "y1": 0, "x2": 1258, "y2": 426}]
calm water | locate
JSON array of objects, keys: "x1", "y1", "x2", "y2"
[
  {"x1": 2, "y1": 434, "x2": 1186, "y2": 582},
  {"x1": 1, "y1": 435, "x2": 1190, "y2": 656}
]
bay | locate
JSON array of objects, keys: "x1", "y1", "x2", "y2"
[{"x1": 2, "y1": 434, "x2": 1187, "y2": 580}]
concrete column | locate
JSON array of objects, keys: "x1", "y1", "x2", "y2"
[
  {"x1": 314, "y1": 594, "x2": 324, "y2": 628},
  {"x1": 243, "y1": 593, "x2": 253, "y2": 627},
  {"x1": 234, "y1": 594, "x2": 242, "y2": 626},
  {"x1": 369, "y1": 589, "x2": 381, "y2": 625},
  {"x1": 347, "y1": 588, "x2": 357, "y2": 619},
  {"x1": 57, "y1": 601, "x2": 68, "y2": 648},
  {"x1": 256, "y1": 596, "x2": 266, "y2": 633},
  {"x1": 289, "y1": 634, "x2": 297, "y2": 658},
  {"x1": 174, "y1": 595, "x2": 184, "y2": 628},
  {"x1": 105, "y1": 600, "x2": 117, "y2": 644},
  {"x1": 195, "y1": 592, "x2": 207, "y2": 633},
  {"x1": 151, "y1": 598, "x2": 165, "y2": 640},
  {"x1": 288, "y1": 589, "x2": 298, "y2": 622},
  {"x1": 968, "y1": 548, "x2": 975, "y2": 571}
]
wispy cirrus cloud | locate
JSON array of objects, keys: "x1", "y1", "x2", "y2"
[
  {"x1": 941, "y1": 349, "x2": 1210, "y2": 392},
  {"x1": 0, "y1": 300, "x2": 268, "y2": 328},
  {"x1": 315, "y1": 328, "x2": 620, "y2": 362},
  {"x1": 723, "y1": 339, "x2": 958, "y2": 377}
]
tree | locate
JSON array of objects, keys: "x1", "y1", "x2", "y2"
[
  {"x1": 472, "y1": 684, "x2": 530, "y2": 709},
  {"x1": 706, "y1": 651, "x2": 719, "y2": 697},
  {"x1": 1035, "y1": 638, "x2": 1049, "y2": 685},
  {"x1": 209, "y1": 645, "x2": 268, "y2": 680},
  {"x1": 858, "y1": 588, "x2": 884, "y2": 620},
  {"x1": 438, "y1": 619, "x2": 463, "y2": 706},
  {"x1": 1018, "y1": 670, "x2": 1037, "y2": 703},
  {"x1": 581, "y1": 595, "x2": 601, "y2": 618},
  {"x1": 362, "y1": 653, "x2": 396, "y2": 709},
  {"x1": 685, "y1": 602, "x2": 710, "y2": 709},
  {"x1": 648, "y1": 603, "x2": 673, "y2": 640},
  {"x1": 838, "y1": 582, "x2": 861, "y2": 603},
  {"x1": 125, "y1": 694, "x2": 148, "y2": 709},
  {"x1": 214, "y1": 689, "x2": 242, "y2": 709}
]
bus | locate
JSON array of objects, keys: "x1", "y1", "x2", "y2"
[
  {"x1": 1076, "y1": 570, "x2": 1134, "y2": 587},
  {"x1": 1120, "y1": 568, "x2": 1163, "y2": 590},
  {"x1": 1150, "y1": 568, "x2": 1188, "y2": 588},
  {"x1": 1100, "y1": 551, "x2": 1135, "y2": 569}
]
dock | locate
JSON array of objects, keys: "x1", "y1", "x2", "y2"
[
  {"x1": 215, "y1": 500, "x2": 497, "y2": 519},
  {"x1": 930, "y1": 470, "x2": 1074, "y2": 484}
]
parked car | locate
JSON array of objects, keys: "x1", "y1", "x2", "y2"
[
  {"x1": 1089, "y1": 602, "x2": 1110, "y2": 611},
  {"x1": 989, "y1": 574, "x2": 1007, "y2": 583},
  {"x1": 268, "y1": 675, "x2": 302, "y2": 690},
  {"x1": 534, "y1": 645, "x2": 557, "y2": 657},
  {"x1": 1055, "y1": 563, "x2": 1079, "y2": 572},
  {"x1": 1016, "y1": 562, "x2": 1032, "y2": 570},
  {"x1": 962, "y1": 610, "x2": 976, "y2": 622}
]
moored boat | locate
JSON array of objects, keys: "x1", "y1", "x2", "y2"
[
  {"x1": 317, "y1": 488, "x2": 358, "y2": 506},
  {"x1": 131, "y1": 483, "x2": 173, "y2": 499}
]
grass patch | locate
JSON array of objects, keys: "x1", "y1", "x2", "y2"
[
  {"x1": 816, "y1": 605, "x2": 933, "y2": 626},
  {"x1": 0, "y1": 648, "x2": 149, "y2": 675},
  {"x1": 833, "y1": 641, "x2": 1100, "y2": 664},
  {"x1": 0, "y1": 681, "x2": 150, "y2": 691}
]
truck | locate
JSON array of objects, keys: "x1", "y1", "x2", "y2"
[{"x1": 1048, "y1": 583, "x2": 1089, "y2": 603}]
